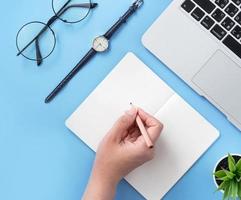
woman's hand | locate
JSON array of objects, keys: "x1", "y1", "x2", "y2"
[{"x1": 83, "y1": 107, "x2": 163, "y2": 200}]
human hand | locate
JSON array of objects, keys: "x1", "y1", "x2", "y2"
[
  {"x1": 83, "y1": 107, "x2": 163, "y2": 200},
  {"x1": 93, "y1": 107, "x2": 163, "y2": 183}
]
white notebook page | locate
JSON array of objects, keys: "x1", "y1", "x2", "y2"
[
  {"x1": 66, "y1": 53, "x2": 219, "y2": 200},
  {"x1": 126, "y1": 94, "x2": 219, "y2": 200},
  {"x1": 66, "y1": 53, "x2": 174, "y2": 150}
]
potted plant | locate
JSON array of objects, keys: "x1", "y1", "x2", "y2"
[{"x1": 213, "y1": 153, "x2": 241, "y2": 200}]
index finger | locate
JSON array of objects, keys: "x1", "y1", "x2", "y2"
[
  {"x1": 137, "y1": 108, "x2": 163, "y2": 144},
  {"x1": 137, "y1": 108, "x2": 162, "y2": 128}
]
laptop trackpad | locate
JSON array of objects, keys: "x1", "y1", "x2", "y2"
[{"x1": 192, "y1": 50, "x2": 241, "y2": 122}]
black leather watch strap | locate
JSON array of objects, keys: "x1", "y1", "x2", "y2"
[
  {"x1": 104, "y1": 0, "x2": 143, "y2": 40},
  {"x1": 45, "y1": 48, "x2": 96, "y2": 103}
]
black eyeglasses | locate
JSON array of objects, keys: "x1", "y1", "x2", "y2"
[{"x1": 16, "y1": 0, "x2": 98, "y2": 66}]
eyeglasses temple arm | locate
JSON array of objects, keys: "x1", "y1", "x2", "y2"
[
  {"x1": 58, "y1": 3, "x2": 98, "y2": 16},
  {"x1": 70, "y1": 3, "x2": 98, "y2": 9},
  {"x1": 35, "y1": 38, "x2": 43, "y2": 66}
]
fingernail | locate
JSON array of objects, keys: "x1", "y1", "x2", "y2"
[{"x1": 126, "y1": 107, "x2": 137, "y2": 116}]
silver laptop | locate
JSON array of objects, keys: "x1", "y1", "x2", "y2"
[{"x1": 142, "y1": 0, "x2": 241, "y2": 131}]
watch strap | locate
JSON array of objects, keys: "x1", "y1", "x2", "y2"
[
  {"x1": 45, "y1": 48, "x2": 96, "y2": 103},
  {"x1": 104, "y1": 0, "x2": 143, "y2": 40}
]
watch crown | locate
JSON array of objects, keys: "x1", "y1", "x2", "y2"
[{"x1": 132, "y1": 0, "x2": 144, "y2": 9}]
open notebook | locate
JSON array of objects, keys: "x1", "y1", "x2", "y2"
[{"x1": 66, "y1": 53, "x2": 219, "y2": 200}]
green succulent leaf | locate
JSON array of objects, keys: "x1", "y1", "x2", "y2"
[
  {"x1": 215, "y1": 170, "x2": 227, "y2": 178},
  {"x1": 217, "y1": 176, "x2": 231, "y2": 181},
  {"x1": 236, "y1": 176, "x2": 241, "y2": 183},
  {"x1": 223, "y1": 168, "x2": 236, "y2": 179},
  {"x1": 238, "y1": 181, "x2": 241, "y2": 198},
  {"x1": 218, "y1": 180, "x2": 230, "y2": 191},
  {"x1": 228, "y1": 182, "x2": 235, "y2": 200},
  {"x1": 229, "y1": 154, "x2": 236, "y2": 163},
  {"x1": 236, "y1": 158, "x2": 241, "y2": 171},
  {"x1": 231, "y1": 181, "x2": 238, "y2": 198},
  {"x1": 238, "y1": 170, "x2": 241, "y2": 177},
  {"x1": 223, "y1": 184, "x2": 231, "y2": 200},
  {"x1": 228, "y1": 154, "x2": 236, "y2": 172}
]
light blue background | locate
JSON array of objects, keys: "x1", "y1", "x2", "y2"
[{"x1": 0, "y1": 0, "x2": 241, "y2": 199}]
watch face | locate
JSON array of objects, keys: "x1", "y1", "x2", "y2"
[{"x1": 93, "y1": 36, "x2": 109, "y2": 52}]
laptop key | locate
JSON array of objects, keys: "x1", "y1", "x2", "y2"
[
  {"x1": 223, "y1": 35, "x2": 241, "y2": 58},
  {"x1": 234, "y1": 12, "x2": 241, "y2": 25},
  {"x1": 193, "y1": 0, "x2": 216, "y2": 14},
  {"x1": 201, "y1": 16, "x2": 215, "y2": 29},
  {"x1": 212, "y1": 8, "x2": 226, "y2": 22},
  {"x1": 225, "y1": 3, "x2": 239, "y2": 17},
  {"x1": 231, "y1": 25, "x2": 241, "y2": 39},
  {"x1": 211, "y1": 24, "x2": 227, "y2": 40},
  {"x1": 222, "y1": 17, "x2": 235, "y2": 30},
  {"x1": 215, "y1": 0, "x2": 229, "y2": 8},
  {"x1": 181, "y1": 0, "x2": 196, "y2": 13},
  {"x1": 231, "y1": 0, "x2": 241, "y2": 5},
  {"x1": 191, "y1": 7, "x2": 205, "y2": 21}
]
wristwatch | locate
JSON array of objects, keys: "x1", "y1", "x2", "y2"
[{"x1": 45, "y1": 0, "x2": 144, "y2": 103}]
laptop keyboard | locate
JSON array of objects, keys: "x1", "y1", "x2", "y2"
[{"x1": 181, "y1": 0, "x2": 241, "y2": 59}]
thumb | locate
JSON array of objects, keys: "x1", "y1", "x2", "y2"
[
  {"x1": 110, "y1": 107, "x2": 137, "y2": 139},
  {"x1": 137, "y1": 108, "x2": 163, "y2": 145}
]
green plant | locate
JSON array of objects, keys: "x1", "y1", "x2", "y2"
[{"x1": 214, "y1": 154, "x2": 241, "y2": 200}]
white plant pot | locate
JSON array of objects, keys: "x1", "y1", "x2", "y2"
[{"x1": 213, "y1": 153, "x2": 241, "y2": 193}]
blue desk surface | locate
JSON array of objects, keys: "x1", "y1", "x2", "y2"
[{"x1": 1, "y1": 0, "x2": 241, "y2": 199}]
